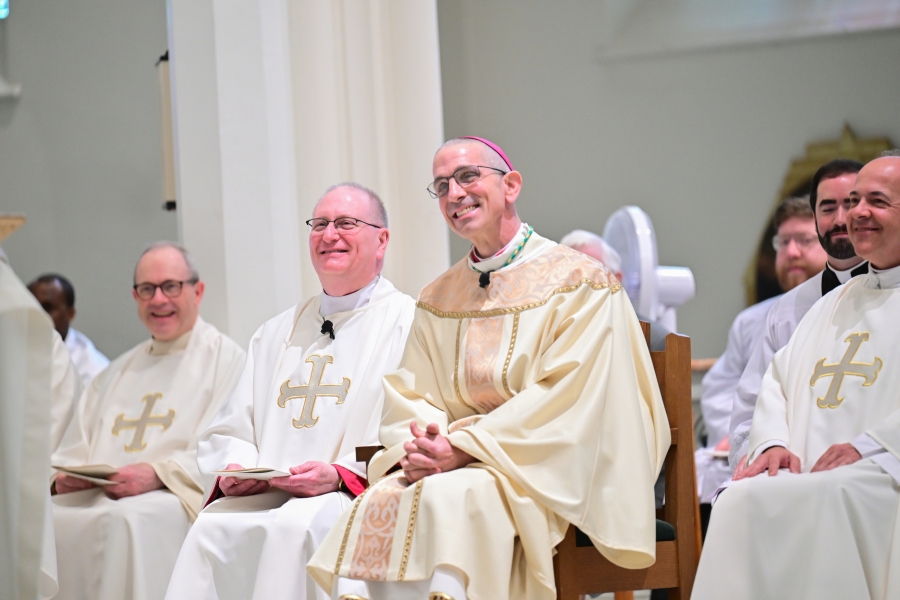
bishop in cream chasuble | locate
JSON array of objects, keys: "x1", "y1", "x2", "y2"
[{"x1": 308, "y1": 234, "x2": 670, "y2": 600}]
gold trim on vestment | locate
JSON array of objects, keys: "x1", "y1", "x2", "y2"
[
  {"x1": 334, "y1": 488, "x2": 370, "y2": 575},
  {"x1": 397, "y1": 478, "x2": 425, "y2": 581},
  {"x1": 416, "y1": 279, "x2": 620, "y2": 320},
  {"x1": 501, "y1": 312, "x2": 520, "y2": 398}
]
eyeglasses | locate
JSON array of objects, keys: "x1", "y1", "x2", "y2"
[
  {"x1": 133, "y1": 279, "x2": 198, "y2": 300},
  {"x1": 305, "y1": 217, "x2": 383, "y2": 234},
  {"x1": 426, "y1": 165, "x2": 508, "y2": 199},
  {"x1": 772, "y1": 234, "x2": 820, "y2": 252}
]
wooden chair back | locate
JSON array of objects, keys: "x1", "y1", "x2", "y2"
[{"x1": 553, "y1": 324, "x2": 700, "y2": 600}]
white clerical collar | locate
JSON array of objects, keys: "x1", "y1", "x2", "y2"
[
  {"x1": 867, "y1": 263, "x2": 900, "y2": 290},
  {"x1": 468, "y1": 223, "x2": 530, "y2": 274},
  {"x1": 829, "y1": 261, "x2": 866, "y2": 285},
  {"x1": 320, "y1": 276, "x2": 379, "y2": 317},
  {"x1": 149, "y1": 326, "x2": 193, "y2": 356}
]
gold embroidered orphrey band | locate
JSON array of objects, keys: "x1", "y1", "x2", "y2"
[
  {"x1": 416, "y1": 279, "x2": 621, "y2": 319},
  {"x1": 333, "y1": 478, "x2": 426, "y2": 580}
]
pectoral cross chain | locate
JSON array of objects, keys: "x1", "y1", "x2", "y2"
[
  {"x1": 112, "y1": 393, "x2": 175, "y2": 452},
  {"x1": 810, "y1": 332, "x2": 882, "y2": 409},
  {"x1": 277, "y1": 354, "x2": 350, "y2": 428}
]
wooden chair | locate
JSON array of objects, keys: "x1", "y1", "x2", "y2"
[
  {"x1": 356, "y1": 323, "x2": 701, "y2": 600},
  {"x1": 553, "y1": 324, "x2": 700, "y2": 600}
]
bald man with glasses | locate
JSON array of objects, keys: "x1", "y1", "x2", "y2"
[{"x1": 51, "y1": 242, "x2": 246, "y2": 600}]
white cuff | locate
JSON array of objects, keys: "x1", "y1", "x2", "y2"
[{"x1": 850, "y1": 433, "x2": 886, "y2": 458}]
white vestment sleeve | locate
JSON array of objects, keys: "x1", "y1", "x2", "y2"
[
  {"x1": 747, "y1": 346, "x2": 793, "y2": 464},
  {"x1": 153, "y1": 335, "x2": 245, "y2": 516},
  {"x1": 701, "y1": 318, "x2": 749, "y2": 446},
  {"x1": 729, "y1": 316, "x2": 787, "y2": 468},
  {"x1": 867, "y1": 407, "x2": 900, "y2": 463},
  {"x1": 850, "y1": 433, "x2": 886, "y2": 458},
  {"x1": 50, "y1": 331, "x2": 83, "y2": 454},
  {"x1": 197, "y1": 326, "x2": 263, "y2": 477},
  {"x1": 52, "y1": 370, "x2": 106, "y2": 469}
]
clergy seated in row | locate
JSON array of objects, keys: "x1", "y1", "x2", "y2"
[
  {"x1": 164, "y1": 184, "x2": 416, "y2": 600},
  {"x1": 693, "y1": 153, "x2": 900, "y2": 599},
  {"x1": 729, "y1": 159, "x2": 867, "y2": 474},
  {"x1": 50, "y1": 242, "x2": 246, "y2": 600},
  {"x1": 307, "y1": 137, "x2": 670, "y2": 600},
  {"x1": 695, "y1": 196, "x2": 826, "y2": 523},
  {"x1": 29, "y1": 273, "x2": 110, "y2": 388}
]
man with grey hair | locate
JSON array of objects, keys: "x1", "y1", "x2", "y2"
[
  {"x1": 50, "y1": 241, "x2": 246, "y2": 600},
  {"x1": 165, "y1": 183, "x2": 415, "y2": 600},
  {"x1": 560, "y1": 228, "x2": 671, "y2": 351},
  {"x1": 559, "y1": 229, "x2": 623, "y2": 279}
]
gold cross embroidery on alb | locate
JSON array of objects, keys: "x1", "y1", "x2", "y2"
[
  {"x1": 277, "y1": 354, "x2": 351, "y2": 428},
  {"x1": 112, "y1": 393, "x2": 176, "y2": 452},
  {"x1": 810, "y1": 332, "x2": 882, "y2": 409}
]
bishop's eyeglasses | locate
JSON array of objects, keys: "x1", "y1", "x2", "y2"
[
  {"x1": 133, "y1": 279, "x2": 199, "y2": 300},
  {"x1": 427, "y1": 165, "x2": 508, "y2": 199},
  {"x1": 305, "y1": 217, "x2": 383, "y2": 233}
]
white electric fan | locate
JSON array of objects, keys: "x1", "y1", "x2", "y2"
[{"x1": 602, "y1": 206, "x2": 695, "y2": 332}]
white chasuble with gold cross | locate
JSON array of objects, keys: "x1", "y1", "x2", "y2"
[
  {"x1": 308, "y1": 233, "x2": 671, "y2": 600},
  {"x1": 164, "y1": 276, "x2": 415, "y2": 600},
  {"x1": 49, "y1": 317, "x2": 245, "y2": 600},
  {"x1": 694, "y1": 264, "x2": 900, "y2": 600}
]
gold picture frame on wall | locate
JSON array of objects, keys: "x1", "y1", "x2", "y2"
[{"x1": 744, "y1": 125, "x2": 893, "y2": 305}]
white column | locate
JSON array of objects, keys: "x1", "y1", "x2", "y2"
[
  {"x1": 167, "y1": 0, "x2": 447, "y2": 346},
  {"x1": 288, "y1": 0, "x2": 448, "y2": 298}
]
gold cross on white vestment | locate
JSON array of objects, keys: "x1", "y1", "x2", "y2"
[
  {"x1": 277, "y1": 354, "x2": 351, "y2": 428},
  {"x1": 112, "y1": 393, "x2": 176, "y2": 452},
  {"x1": 810, "y1": 332, "x2": 882, "y2": 409}
]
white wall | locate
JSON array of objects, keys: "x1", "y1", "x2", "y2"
[
  {"x1": 0, "y1": 1, "x2": 174, "y2": 358},
  {"x1": 437, "y1": 1, "x2": 900, "y2": 357}
]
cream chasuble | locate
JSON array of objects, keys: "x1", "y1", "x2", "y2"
[
  {"x1": 695, "y1": 265, "x2": 900, "y2": 600},
  {"x1": 50, "y1": 317, "x2": 245, "y2": 600},
  {"x1": 165, "y1": 276, "x2": 415, "y2": 600},
  {"x1": 308, "y1": 234, "x2": 670, "y2": 600},
  {"x1": 0, "y1": 260, "x2": 59, "y2": 600}
]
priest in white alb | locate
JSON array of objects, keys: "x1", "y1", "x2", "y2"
[
  {"x1": 164, "y1": 183, "x2": 416, "y2": 600},
  {"x1": 694, "y1": 153, "x2": 900, "y2": 599},
  {"x1": 50, "y1": 242, "x2": 246, "y2": 600},
  {"x1": 308, "y1": 138, "x2": 670, "y2": 600}
]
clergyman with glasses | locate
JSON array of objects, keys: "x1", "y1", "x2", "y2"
[
  {"x1": 164, "y1": 183, "x2": 416, "y2": 600},
  {"x1": 309, "y1": 138, "x2": 670, "y2": 600},
  {"x1": 50, "y1": 241, "x2": 246, "y2": 600}
]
